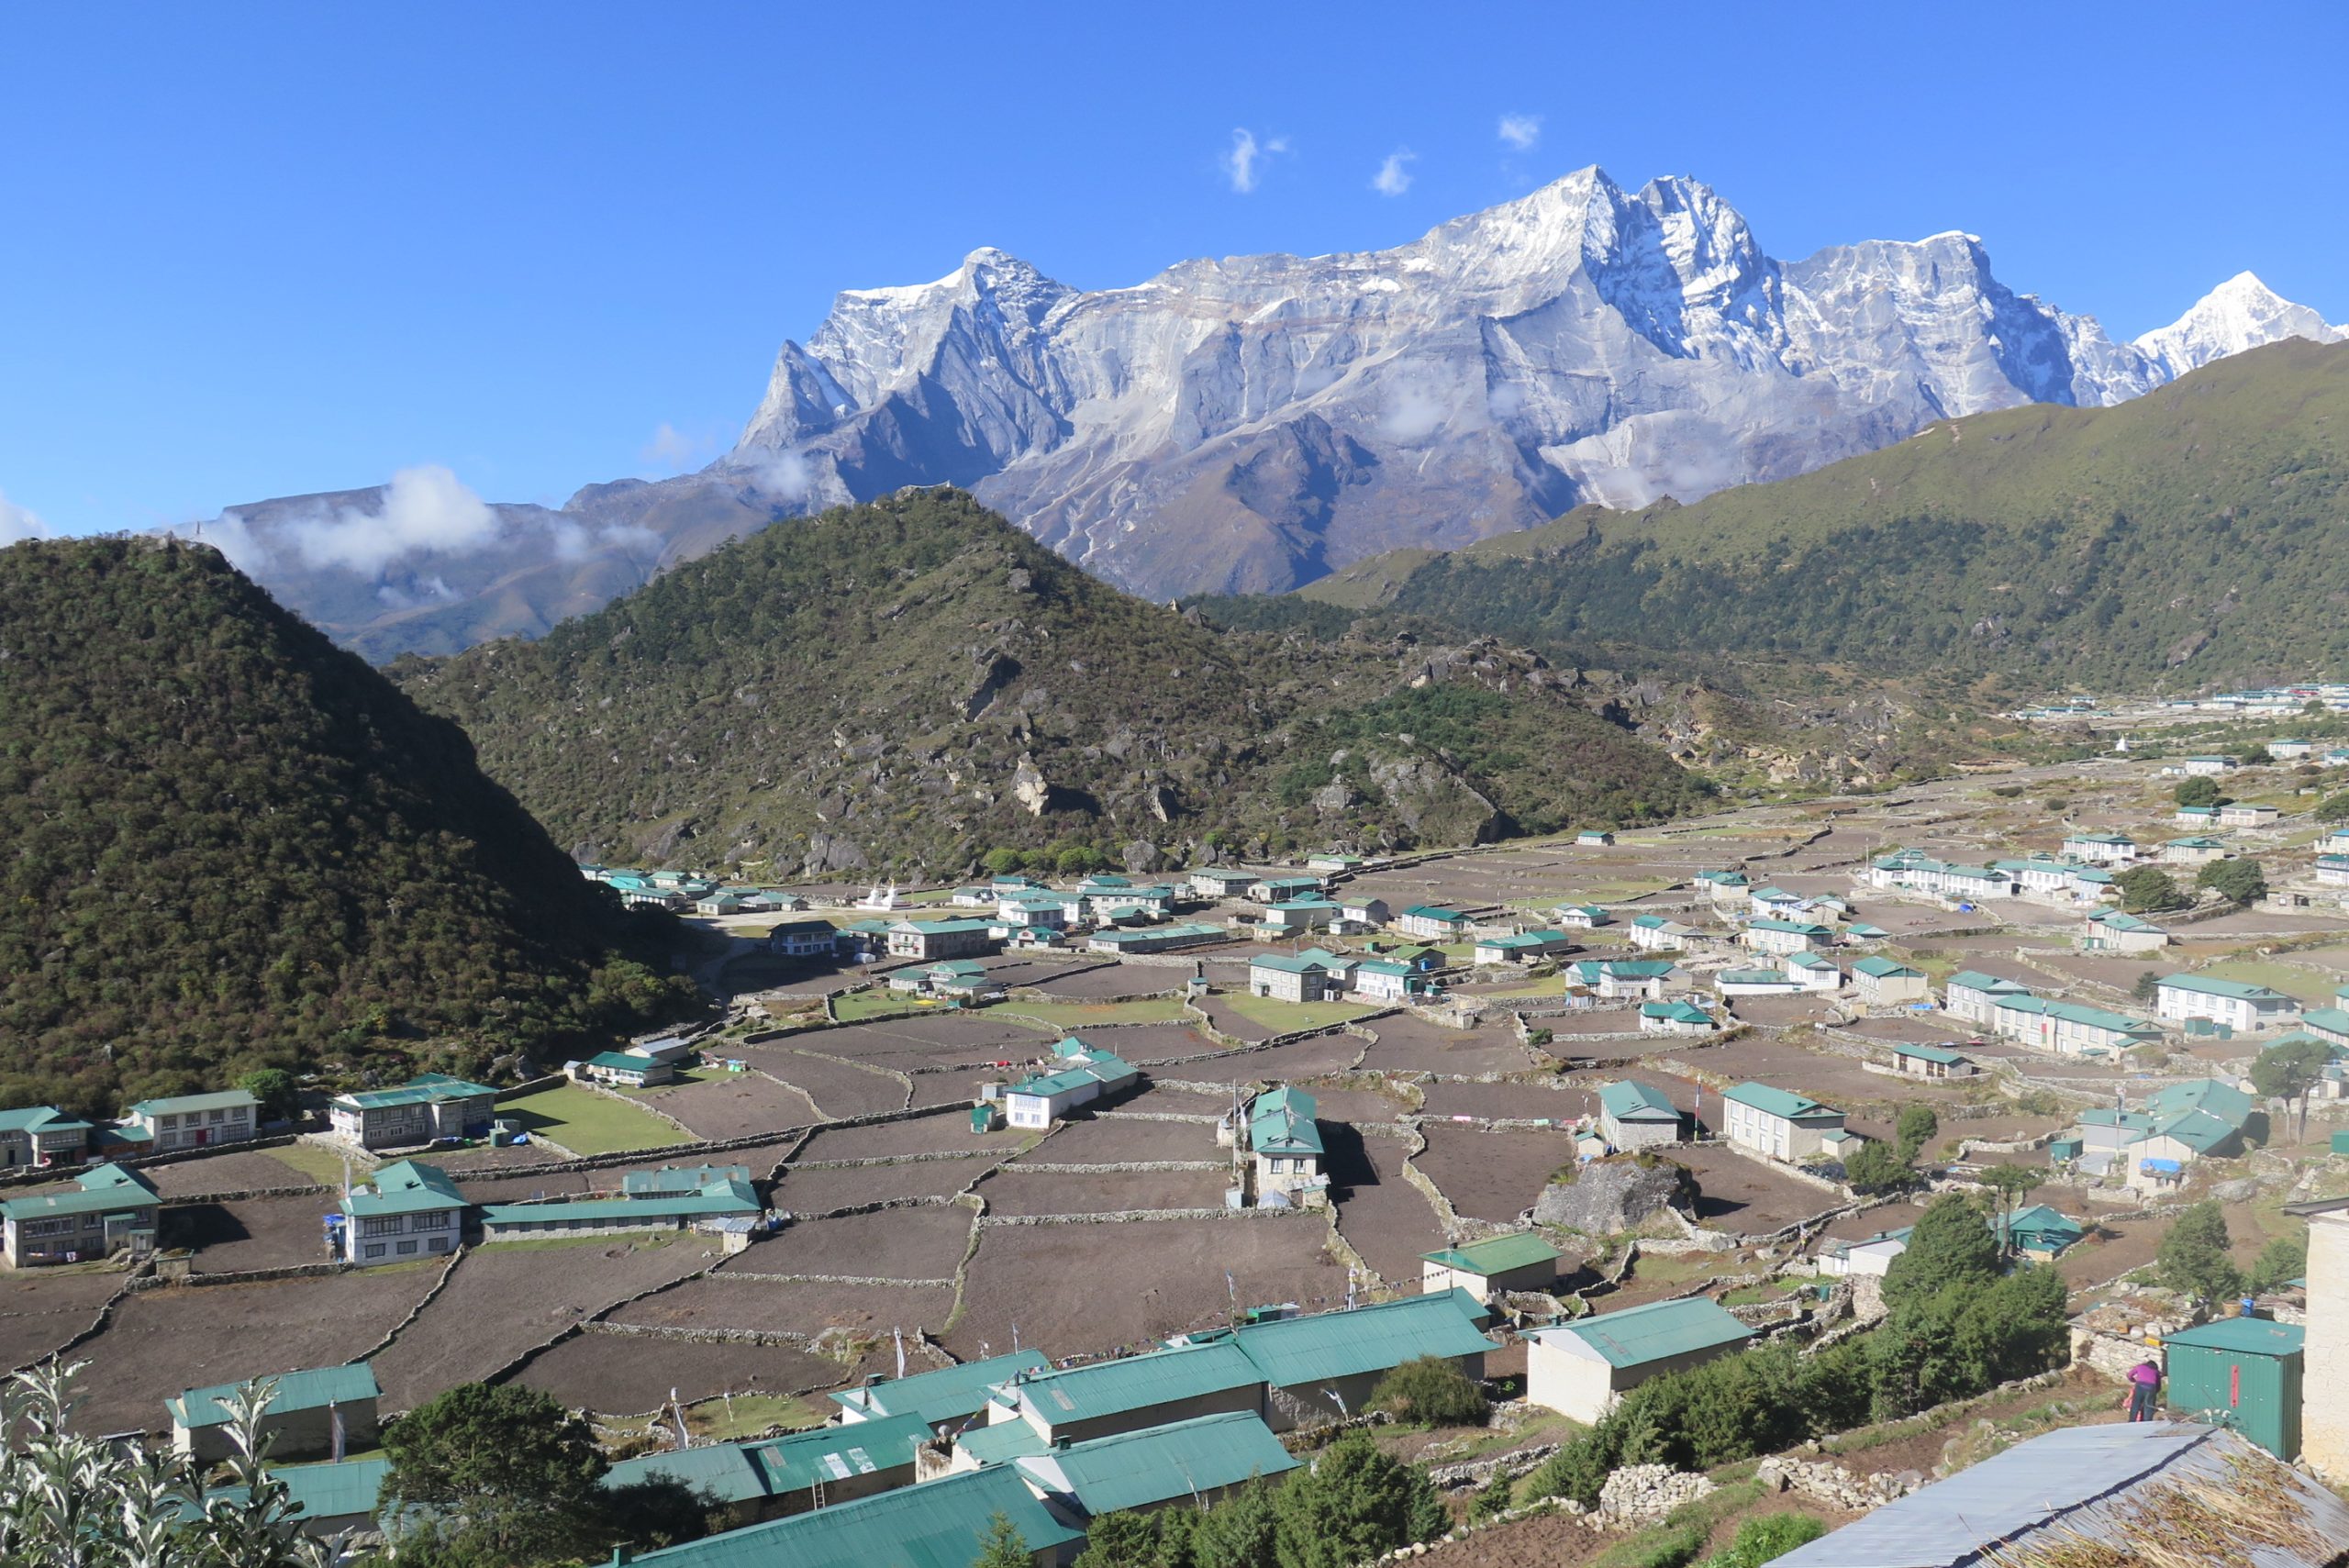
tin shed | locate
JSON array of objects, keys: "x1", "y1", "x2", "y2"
[{"x1": 2163, "y1": 1317, "x2": 2303, "y2": 1460}]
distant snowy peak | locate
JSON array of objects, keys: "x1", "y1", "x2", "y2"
[{"x1": 2134, "y1": 272, "x2": 2344, "y2": 379}]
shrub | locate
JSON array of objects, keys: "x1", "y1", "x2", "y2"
[
  {"x1": 1367, "y1": 1355, "x2": 1489, "y2": 1428},
  {"x1": 1701, "y1": 1513, "x2": 1830, "y2": 1568}
]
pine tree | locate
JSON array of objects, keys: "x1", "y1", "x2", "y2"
[
  {"x1": 1881, "y1": 1194, "x2": 2000, "y2": 1310},
  {"x1": 972, "y1": 1513, "x2": 1032, "y2": 1568},
  {"x1": 2155, "y1": 1201, "x2": 2245, "y2": 1308}
]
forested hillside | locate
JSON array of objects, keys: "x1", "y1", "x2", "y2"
[
  {"x1": 396, "y1": 490, "x2": 1708, "y2": 876},
  {"x1": 1203, "y1": 339, "x2": 2349, "y2": 700},
  {"x1": 0, "y1": 539, "x2": 693, "y2": 1116}
]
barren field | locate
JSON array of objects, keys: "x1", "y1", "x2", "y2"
[
  {"x1": 1300, "y1": 1084, "x2": 1413, "y2": 1123},
  {"x1": 1070, "y1": 1023, "x2": 1228, "y2": 1063},
  {"x1": 368, "y1": 1238, "x2": 718, "y2": 1410},
  {"x1": 1669, "y1": 1145, "x2": 1842, "y2": 1235},
  {"x1": 1024, "y1": 1115, "x2": 1219, "y2": 1164},
  {"x1": 790, "y1": 1113, "x2": 1026, "y2": 1162},
  {"x1": 1411, "y1": 1125, "x2": 1569, "y2": 1225},
  {"x1": 607, "y1": 1275, "x2": 958, "y2": 1340},
  {"x1": 448, "y1": 1168, "x2": 599, "y2": 1202},
  {"x1": 1222, "y1": 1034, "x2": 1371, "y2": 1079},
  {"x1": 1328, "y1": 1130, "x2": 1450, "y2": 1286},
  {"x1": 170, "y1": 1195, "x2": 335, "y2": 1273},
  {"x1": 772, "y1": 1154, "x2": 997, "y2": 1213},
  {"x1": 1011, "y1": 963, "x2": 1179, "y2": 999},
  {"x1": 1189, "y1": 997, "x2": 1275, "y2": 1042},
  {"x1": 737, "y1": 1047, "x2": 908, "y2": 1119},
  {"x1": 1359, "y1": 1017, "x2": 1533, "y2": 1075},
  {"x1": 722, "y1": 1206, "x2": 974, "y2": 1282},
  {"x1": 513, "y1": 1329, "x2": 873, "y2": 1415},
  {"x1": 68, "y1": 1268, "x2": 441, "y2": 1434},
  {"x1": 139, "y1": 1150, "x2": 328, "y2": 1199},
  {"x1": 640, "y1": 1072, "x2": 821, "y2": 1140},
  {"x1": 0, "y1": 1269, "x2": 127, "y2": 1371},
  {"x1": 945, "y1": 1215, "x2": 1350, "y2": 1362},
  {"x1": 974, "y1": 1167, "x2": 1230, "y2": 1215},
  {"x1": 1414, "y1": 1080, "x2": 1589, "y2": 1123}
]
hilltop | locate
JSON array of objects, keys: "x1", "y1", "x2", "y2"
[
  {"x1": 395, "y1": 490, "x2": 1709, "y2": 876},
  {"x1": 1200, "y1": 339, "x2": 2349, "y2": 702},
  {"x1": 0, "y1": 538, "x2": 694, "y2": 1116}
]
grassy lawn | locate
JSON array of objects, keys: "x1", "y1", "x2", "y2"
[
  {"x1": 616, "y1": 1062, "x2": 729, "y2": 1098},
  {"x1": 269, "y1": 1140, "x2": 368, "y2": 1185},
  {"x1": 997, "y1": 997, "x2": 1190, "y2": 1028},
  {"x1": 685, "y1": 1393, "x2": 828, "y2": 1441},
  {"x1": 829, "y1": 989, "x2": 932, "y2": 1023},
  {"x1": 496, "y1": 1084, "x2": 689, "y2": 1155},
  {"x1": 1221, "y1": 993, "x2": 1380, "y2": 1031},
  {"x1": 2193, "y1": 959, "x2": 2338, "y2": 1006}
]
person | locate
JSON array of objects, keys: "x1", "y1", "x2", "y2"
[{"x1": 2126, "y1": 1357, "x2": 2162, "y2": 1421}]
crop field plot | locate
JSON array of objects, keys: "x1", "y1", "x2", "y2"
[
  {"x1": 1837, "y1": 1014, "x2": 1987, "y2": 1048},
  {"x1": 997, "y1": 997, "x2": 1196, "y2": 1029},
  {"x1": 1010, "y1": 962, "x2": 1182, "y2": 998},
  {"x1": 1023, "y1": 1115, "x2": 1219, "y2": 1164},
  {"x1": 1411, "y1": 1125, "x2": 1570, "y2": 1225},
  {"x1": 974, "y1": 1167, "x2": 1229, "y2": 1216},
  {"x1": 1723, "y1": 995, "x2": 1844, "y2": 1027},
  {"x1": 450, "y1": 1168, "x2": 598, "y2": 1203},
  {"x1": 735, "y1": 1045, "x2": 908, "y2": 1118},
  {"x1": 169, "y1": 1195, "x2": 336, "y2": 1273},
  {"x1": 1299, "y1": 1084, "x2": 1413, "y2": 1123},
  {"x1": 1668, "y1": 1145, "x2": 1841, "y2": 1235},
  {"x1": 1358, "y1": 1016, "x2": 1534, "y2": 1075},
  {"x1": 945, "y1": 1216, "x2": 1352, "y2": 1362},
  {"x1": 67, "y1": 1268, "x2": 441, "y2": 1435},
  {"x1": 632, "y1": 1070, "x2": 822, "y2": 1141},
  {"x1": 139, "y1": 1149, "x2": 330, "y2": 1199},
  {"x1": 771, "y1": 1154, "x2": 996, "y2": 1214},
  {"x1": 368, "y1": 1237, "x2": 717, "y2": 1411},
  {"x1": 1125, "y1": 1082, "x2": 1237, "y2": 1115},
  {"x1": 497, "y1": 1084, "x2": 691, "y2": 1156},
  {"x1": 832, "y1": 1014, "x2": 1057, "y2": 1058},
  {"x1": 1327, "y1": 1130, "x2": 1449, "y2": 1287},
  {"x1": 1219, "y1": 992, "x2": 1381, "y2": 1033},
  {"x1": 723, "y1": 1206, "x2": 974, "y2": 1282},
  {"x1": 1074, "y1": 1022, "x2": 1227, "y2": 1063},
  {"x1": 1415, "y1": 1079, "x2": 1590, "y2": 1123},
  {"x1": 1523, "y1": 1007, "x2": 1649, "y2": 1039},
  {"x1": 907, "y1": 1063, "x2": 1025, "y2": 1108},
  {"x1": 0, "y1": 1268, "x2": 127, "y2": 1372},
  {"x1": 1216, "y1": 1033, "x2": 1370, "y2": 1079},
  {"x1": 514, "y1": 1329, "x2": 876, "y2": 1416},
  {"x1": 1698, "y1": 1036, "x2": 1932, "y2": 1107},
  {"x1": 791, "y1": 1113, "x2": 1026, "y2": 1162},
  {"x1": 1188, "y1": 996, "x2": 1275, "y2": 1042},
  {"x1": 608, "y1": 1276, "x2": 959, "y2": 1340}
]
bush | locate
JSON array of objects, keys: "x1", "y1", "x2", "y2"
[
  {"x1": 2316, "y1": 791, "x2": 2349, "y2": 823},
  {"x1": 1367, "y1": 1355, "x2": 1490, "y2": 1427},
  {"x1": 2114, "y1": 866, "x2": 2186, "y2": 913},
  {"x1": 2198, "y1": 857, "x2": 2267, "y2": 906},
  {"x1": 2175, "y1": 776, "x2": 2222, "y2": 807},
  {"x1": 1621, "y1": 1523, "x2": 1709, "y2": 1568},
  {"x1": 1701, "y1": 1514, "x2": 1830, "y2": 1568}
]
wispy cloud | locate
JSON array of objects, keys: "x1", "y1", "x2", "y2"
[
  {"x1": 1497, "y1": 113, "x2": 1542, "y2": 152},
  {"x1": 0, "y1": 489, "x2": 49, "y2": 546},
  {"x1": 284, "y1": 464, "x2": 501, "y2": 574},
  {"x1": 641, "y1": 421, "x2": 716, "y2": 473},
  {"x1": 1225, "y1": 128, "x2": 1288, "y2": 194},
  {"x1": 1371, "y1": 149, "x2": 1417, "y2": 196}
]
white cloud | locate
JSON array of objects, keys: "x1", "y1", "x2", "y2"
[
  {"x1": 1371, "y1": 149, "x2": 1417, "y2": 197},
  {"x1": 0, "y1": 489, "x2": 50, "y2": 546},
  {"x1": 641, "y1": 421, "x2": 713, "y2": 473},
  {"x1": 742, "y1": 449, "x2": 813, "y2": 503},
  {"x1": 1377, "y1": 384, "x2": 1450, "y2": 443},
  {"x1": 1225, "y1": 128, "x2": 1288, "y2": 194},
  {"x1": 284, "y1": 464, "x2": 502, "y2": 574},
  {"x1": 195, "y1": 511, "x2": 273, "y2": 574},
  {"x1": 1497, "y1": 113, "x2": 1542, "y2": 151}
]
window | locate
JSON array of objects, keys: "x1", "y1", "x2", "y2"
[
  {"x1": 364, "y1": 1243, "x2": 386, "y2": 1259},
  {"x1": 396, "y1": 1240, "x2": 418, "y2": 1254},
  {"x1": 209, "y1": 1109, "x2": 226, "y2": 1124},
  {"x1": 159, "y1": 1115, "x2": 178, "y2": 1129},
  {"x1": 428, "y1": 1236, "x2": 450, "y2": 1252}
]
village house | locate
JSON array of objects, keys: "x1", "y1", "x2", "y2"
[
  {"x1": 1244, "y1": 875, "x2": 1325, "y2": 906},
  {"x1": 1244, "y1": 1086, "x2": 1326, "y2": 1207},
  {"x1": 834, "y1": 1350, "x2": 1051, "y2": 1434},
  {"x1": 1748, "y1": 885, "x2": 1809, "y2": 917},
  {"x1": 985, "y1": 1340, "x2": 1268, "y2": 1447},
  {"x1": 887, "y1": 958, "x2": 1002, "y2": 1001},
  {"x1": 1993, "y1": 994, "x2": 2164, "y2": 1057},
  {"x1": 1258, "y1": 898, "x2": 1340, "y2": 936},
  {"x1": 2314, "y1": 855, "x2": 2349, "y2": 888},
  {"x1": 1248, "y1": 948, "x2": 1354, "y2": 1003},
  {"x1": 1943, "y1": 969, "x2": 2035, "y2": 1026},
  {"x1": 1552, "y1": 904, "x2": 1615, "y2": 929},
  {"x1": 1714, "y1": 966, "x2": 1805, "y2": 997},
  {"x1": 2321, "y1": 828, "x2": 2349, "y2": 857},
  {"x1": 1596, "y1": 1081, "x2": 1682, "y2": 1149},
  {"x1": 884, "y1": 917, "x2": 1000, "y2": 962},
  {"x1": 767, "y1": 917, "x2": 838, "y2": 958},
  {"x1": 1186, "y1": 869, "x2": 1260, "y2": 901},
  {"x1": 0, "y1": 1162, "x2": 160, "y2": 1267},
  {"x1": 1892, "y1": 1042, "x2": 1979, "y2": 1080},
  {"x1": 2068, "y1": 866, "x2": 2117, "y2": 901},
  {"x1": 1347, "y1": 957, "x2": 1419, "y2": 1003},
  {"x1": 0, "y1": 1106, "x2": 92, "y2": 1171},
  {"x1": 1742, "y1": 917, "x2": 1834, "y2": 956},
  {"x1": 2301, "y1": 1006, "x2": 2349, "y2": 1051},
  {"x1": 1090, "y1": 884, "x2": 1180, "y2": 923},
  {"x1": 1783, "y1": 951, "x2": 1842, "y2": 993},
  {"x1": 1420, "y1": 1231, "x2": 1560, "y2": 1304},
  {"x1": 1849, "y1": 955, "x2": 1929, "y2": 1006},
  {"x1": 1870, "y1": 853, "x2": 2018, "y2": 902},
  {"x1": 1003, "y1": 1046, "x2": 1139, "y2": 1131},
  {"x1": 1179, "y1": 1290, "x2": 1493, "y2": 1431},
  {"x1": 1625, "y1": 914, "x2": 1698, "y2": 951},
  {"x1": 1566, "y1": 959, "x2": 1677, "y2": 1001},
  {"x1": 1085, "y1": 921, "x2": 1224, "y2": 955},
  {"x1": 1721, "y1": 1083, "x2": 1846, "y2": 1162},
  {"x1": 117, "y1": 1089, "x2": 259, "y2": 1152},
  {"x1": 476, "y1": 1168, "x2": 763, "y2": 1243},
  {"x1": 2180, "y1": 754, "x2": 2239, "y2": 775},
  {"x1": 2175, "y1": 803, "x2": 2222, "y2": 828},
  {"x1": 608, "y1": 1414, "x2": 932, "y2": 1524},
  {"x1": 1695, "y1": 869, "x2": 1749, "y2": 904},
  {"x1": 1396, "y1": 904, "x2": 1473, "y2": 940},
  {"x1": 576, "y1": 1051, "x2": 676, "y2": 1088},
  {"x1": 2079, "y1": 908, "x2": 2171, "y2": 953},
  {"x1": 340, "y1": 1160, "x2": 469, "y2": 1265},
  {"x1": 1308, "y1": 852, "x2": 1368, "y2": 873},
  {"x1": 2271, "y1": 739, "x2": 2316, "y2": 761},
  {"x1": 2156, "y1": 973, "x2": 2298, "y2": 1032},
  {"x1": 1524, "y1": 1296, "x2": 1755, "y2": 1424},
  {"x1": 1337, "y1": 895, "x2": 1390, "y2": 928},
  {"x1": 995, "y1": 893, "x2": 1070, "y2": 929},
  {"x1": 1994, "y1": 856, "x2": 2079, "y2": 899},
  {"x1": 169, "y1": 1365, "x2": 381, "y2": 1467},
  {"x1": 1820, "y1": 1205, "x2": 2084, "y2": 1278},
  {"x1": 328, "y1": 1073, "x2": 496, "y2": 1151},
  {"x1": 2061, "y1": 831, "x2": 2139, "y2": 865},
  {"x1": 1639, "y1": 998, "x2": 1718, "y2": 1035},
  {"x1": 1473, "y1": 929, "x2": 1576, "y2": 964},
  {"x1": 693, "y1": 891, "x2": 749, "y2": 916},
  {"x1": 2162, "y1": 835, "x2": 2231, "y2": 866},
  {"x1": 614, "y1": 1463, "x2": 1079, "y2": 1568},
  {"x1": 2220, "y1": 803, "x2": 2282, "y2": 828},
  {"x1": 1008, "y1": 1411, "x2": 1297, "y2": 1519}
]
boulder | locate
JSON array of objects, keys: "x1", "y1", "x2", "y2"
[{"x1": 1532, "y1": 1152, "x2": 1698, "y2": 1236}]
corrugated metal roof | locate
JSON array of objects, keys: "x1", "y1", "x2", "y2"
[
  {"x1": 830, "y1": 1351, "x2": 1048, "y2": 1427},
  {"x1": 1772, "y1": 1422, "x2": 2349, "y2": 1568},
  {"x1": 1724, "y1": 1082, "x2": 1840, "y2": 1121},
  {"x1": 1004, "y1": 1340, "x2": 1264, "y2": 1424},
  {"x1": 1421, "y1": 1231, "x2": 1560, "y2": 1276},
  {"x1": 168, "y1": 1363, "x2": 379, "y2": 1429},
  {"x1": 756, "y1": 1412, "x2": 931, "y2": 1492},
  {"x1": 623, "y1": 1462, "x2": 1081, "y2": 1568},
  {"x1": 2164, "y1": 1318, "x2": 2304, "y2": 1358},
  {"x1": 1598, "y1": 1081, "x2": 1679, "y2": 1120},
  {"x1": 345, "y1": 1160, "x2": 467, "y2": 1218},
  {"x1": 1216, "y1": 1290, "x2": 1491, "y2": 1388},
  {"x1": 954, "y1": 1418, "x2": 1051, "y2": 1464},
  {"x1": 1537, "y1": 1296, "x2": 1753, "y2": 1370},
  {"x1": 1018, "y1": 1411, "x2": 1298, "y2": 1516}
]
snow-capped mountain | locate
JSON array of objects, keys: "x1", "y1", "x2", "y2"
[
  {"x1": 2132, "y1": 271, "x2": 2344, "y2": 380},
  {"x1": 723, "y1": 168, "x2": 2332, "y2": 599},
  {"x1": 189, "y1": 168, "x2": 2341, "y2": 654}
]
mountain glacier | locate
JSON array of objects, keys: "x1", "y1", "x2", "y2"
[{"x1": 192, "y1": 167, "x2": 2343, "y2": 653}]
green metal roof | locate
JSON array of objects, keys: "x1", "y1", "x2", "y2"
[
  {"x1": 1598, "y1": 1081, "x2": 1679, "y2": 1121},
  {"x1": 2163, "y1": 1318, "x2": 2305, "y2": 1357},
  {"x1": 334, "y1": 1073, "x2": 496, "y2": 1111},
  {"x1": 1718, "y1": 968, "x2": 1796, "y2": 985},
  {"x1": 1249, "y1": 1086, "x2": 1323, "y2": 1158},
  {"x1": 998, "y1": 1340, "x2": 1264, "y2": 1425},
  {"x1": 168, "y1": 1364, "x2": 379, "y2": 1429},
  {"x1": 1539, "y1": 1296, "x2": 1753, "y2": 1369},
  {"x1": 2302, "y1": 1007, "x2": 2349, "y2": 1037},
  {"x1": 953, "y1": 1418, "x2": 1051, "y2": 1465},
  {"x1": 584, "y1": 1051, "x2": 663, "y2": 1073},
  {"x1": 0, "y1": 1163, "x2": 159, "y2": 1222},
  {"x1": 198, "y1": 1457, "x2": 391, "y2": 1523},
  {"x1": 2143, "y1": 1078, "x2": 2254, "y2": 1127},
  {"x1": 755, "y1": 1413, "x2": 931, "y2": 1493},
  {"x1": 479, "y1": 1180, "x2": 758, "y2": 1228},
  {"x1": 1421, "y1": 1230, "x2": 1560, "y2": 1276},
  {"x1": 2158, "y1": 973, "x2": 2291, "y2": 1002},
  {"x1": 1852, "y1": 957, "x2": 1922, "y2": 979},
  {"x1": 1724, "y1": 1082, "x2": 1840, "y2": 1122},
  {"x1": 1947, "y1": 970, "x2": 2033, "y2": 995},
  {"x1": 829, "y1": 1351, "x2": 1048, "y2": 1427},
  {"x1": 345, "y1": 1160, "x2": 467, "y2": 1219},
  {"x1": 1746, "y1": 918, "x2": 1832, "y2": 936},
  {"x1": 606, "y1": 1441, "x2": 769, "y2": 1505},
  {"x1": 621, "y1": 1462, "x2": 1081, "y2": 1568},
  {"x1": 1017, "y1": 1411, "x2": 1298, "y2": 1516},
  {"x1": 1642, "y1": 1000, "x2": 1716, "y2": 1025},
  {"x1": 1211, "y1": 1289, "x2": 1490, "y2": 1389},
  {"x1": 0, "y1": 1106, "x2": 90, "y2": 1135},
  {"x1": 623, "y1": 1164, "x2": 752, "y2": 1195},
  {"x1": 1893, "y1": 1043, "x2": 1967, "y2": 1065},
  {"x1": 1399, "y1": 905, "x2": 1468, "y2": 921},
  {"x1": 127, "y1": 1089, "x2": 257, "y2": 1117}
]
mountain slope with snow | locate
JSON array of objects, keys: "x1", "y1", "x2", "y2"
[{"x1": 2132, "y1": 271, "x2": 2344, "y2": 380}]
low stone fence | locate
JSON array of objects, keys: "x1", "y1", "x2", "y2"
[
  {"x1": 351, "y1": 1245, "x2": 469, "y2": 1363},
  {"x1": 127, "y1": 1259, "x2": 350, "y2": 1293}
]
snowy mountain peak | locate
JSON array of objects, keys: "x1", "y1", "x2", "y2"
[{"x1": 2134, "y1": 270, "x2": 2343, "y2": 378}]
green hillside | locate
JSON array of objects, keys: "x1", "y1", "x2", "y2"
[
  {"x1": 0, "y1": 538, "x2": 693, "y2": 1116},
  {"x1": 396, "y1": 490, "x2": 1707, "y2": 876},
  {"x1": 1208, "y1": 339, "x2": 2349, "y2": 698}
]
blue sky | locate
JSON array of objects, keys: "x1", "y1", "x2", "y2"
[{"x1": 3, "y1": 0, "x2": 2343, "y2": 538}]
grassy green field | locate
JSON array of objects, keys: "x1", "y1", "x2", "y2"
[
  {"x1": 684, "y1": 1393, "x2": 827, "y2": 1442},
  {"x1": 497, "y1": 1084, "x2": 690, "y2": 1155},
  {"x1": 997, "y1": 997, "x2": 1190, "y2": 1028},
  {"x1": 829, "y1": 989, "x2": 934, "y2": 1023},
  {"x1": 1221, "y1": 994, "x2": 1380, "y2": 1031},
  {"x1": 2192, "y1": 959, "x2": 2339, "y2": 1006},
  {"x1": 268, "y1": 1140, "x2": 367, "y2": 1185}
]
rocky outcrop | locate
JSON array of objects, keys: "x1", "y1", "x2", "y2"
[{"x1": 1532, "y1": 1153, "x2": 1698, "y2": 1236}]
